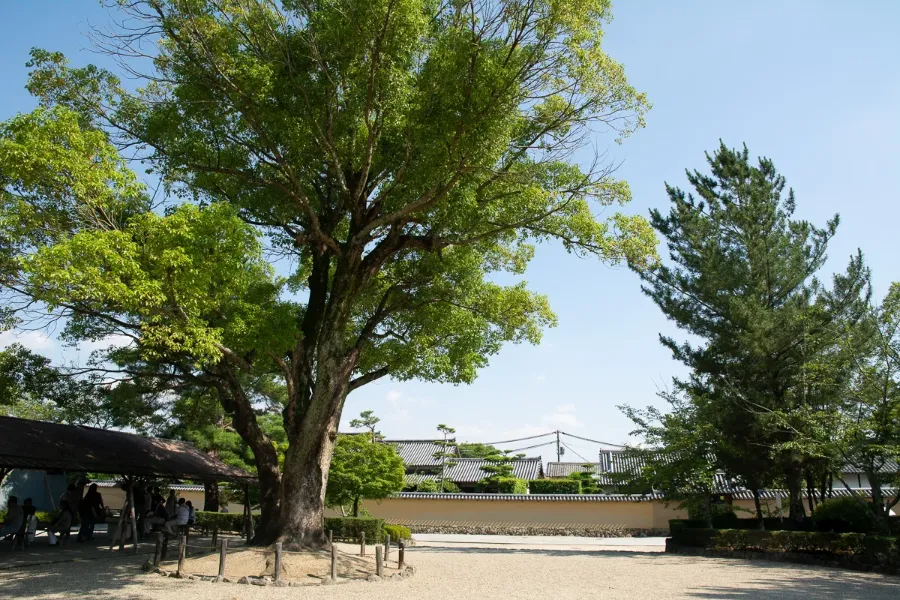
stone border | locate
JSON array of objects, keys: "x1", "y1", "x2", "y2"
[
  {"x1": 665, "y1": 541, "x2": 899, "y2": 576},
  {"x1": 142, "y1": 559, "x2": 417, "y2": 586}
]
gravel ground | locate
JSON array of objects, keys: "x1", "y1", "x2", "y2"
[{"x1": 2, "y1": 543, "x2": 899, "y2": 600}]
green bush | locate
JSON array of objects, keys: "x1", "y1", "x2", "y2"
[
  {"x1": 325, "y1": 516, "x2": 385, "y2": 543},
  {"x1": 193, "y1": 511, "x2": 255, "y2": 534},
  {"x1": 497, "y1": 477, "x2": 528, "y2": 494},
  {"x1": 529, "y1": 479, "x2": 582, "y2": 494},
  {"x1": 812, "y1": 497, "x2": 877, "y2": 533},
  {"x1": 670, "y1": 527, "x2": 899, "y2": 567},
  {"x1": 383, "y1": 524, "x2": 411, "y2": 540}
]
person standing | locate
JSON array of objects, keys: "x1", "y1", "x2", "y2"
[{"x1": 76, "y1": 483, "x2": 105, "y2": 542}]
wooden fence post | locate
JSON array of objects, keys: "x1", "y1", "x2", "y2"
[
  {"x1": 216, "y1": 538, "x2": 228, "y2": 581},
  {"x1": 211, "y1": 525, "x2": 218, "y2": 551},
  {"x1": 375, "y1": 545, "x2": 383, "y2": 577},
  {"x1": 274, "y1": 541, "x2": 283, "y2": 584},
  {"x1": 176, "y1": 535, "x2": 186, "y2": 578},
  {"x1": 328, "y1": 529, "x2": 333, "y2": 550},
  {"x1": 360, "y1": 530, "x2": 365, "y2": 556},
  {"x1": 330, "y1": 542, "x2": 338, "y2": 580},
  {"x1": 398, "y1": 540, "x2": 405, "y2": 569},
  {"x1": 384, "y1": 533, "x2": 390, "y2": 562},
  {"x1": 153, "y1": 532, "x2": 163, "y2": 567},
  {"x1": 127, "y1": 484, "x2": 139, "y2": 555}
]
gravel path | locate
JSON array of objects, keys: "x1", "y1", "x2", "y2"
[{"x1": 2, "y1": 543, "x2": 899, "y2": 600}]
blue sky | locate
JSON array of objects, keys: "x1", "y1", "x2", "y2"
[{"x1": 1, "y1": 1, "x2": 898, "y2": 464}]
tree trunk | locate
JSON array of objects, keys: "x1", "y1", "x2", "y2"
[
  {"x1": 752, "y1": 489, "x2": 765, "y2": 530},
  {"x1": 352, "y1": 497, "x2": 360, "y2": 518},
  {"x1": 785, "y1": 467, "x2": 806, "y2": 523},
  {"x1": 260, "y1": 357, "x2": 350, "y2": 549},
  {"x1": 203, "y1": 481, "x2": 220, "y2": 512}
]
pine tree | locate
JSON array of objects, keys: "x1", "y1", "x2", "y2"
[{"x1": 636, "y1": 142, "x2": 870, "y2": 523}]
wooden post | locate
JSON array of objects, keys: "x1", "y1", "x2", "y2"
[
  {"x1": 384, "y1": 533, "x2": 390, "y2": 562},
  {"x1": 330, "y1": 542, "x2": 337, "y2": 580},
  {"x1": 398, "y1": 541, "x2": 405, "y2": 569},
  {"x1": 127, "y1": 484, "x2": 139, "y2": 555},
  {"x1": 153, "y1": 532, "x2": 163, "y2": 567},
  {"x1": 211, "y1": 525, "x2": 218, "y2": 551},
  {"x1": 375, "y1": 545, "x2": 383, "y2": 577},
  {"x1": 274, "y1": 541, "x2": 283, "y2": 583},
  {"x1": 242, "y1": 485, "x2": 254, "y2": 541},
  {"x1": 217, "y1": 538, "x2": 228, "y2": 581},
  {"x1": 110, "y1": 491, "x2": 127, "y2": 551},
  {"x1": 328, "y1": 529, "x2": 333, "y2": 550},
  {"x1": 43, "y1": 472, "x2": 56, "y2": 510},
  {"x1": 177, "y1": 535, "x2": 186, "y2": 578},
  {"x1": 360, "y1": 531, "x2": 366, "y2": 556}
]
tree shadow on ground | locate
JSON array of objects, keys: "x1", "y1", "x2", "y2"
[
  {"x1": 0, "y1": 554, "x2": 164, "y2": 600},
  {"x1": 682, "y1": 566, "x2": 900, "y2": 600}
]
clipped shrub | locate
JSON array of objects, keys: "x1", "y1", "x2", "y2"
[
  {"x1": 325, "y1": 516, "x2": 385, "y2": 543},
  {"x1": 812, "y1": 497, "x2": 877, "y2": 533},
  {"x1": 529, "y1": 479, "x2": 582, "y2": 494},
  {"x1": 384, "y1": 524, "x2": 412, "y2": 540},
  {"x1": 496, "y1": 477, "x2": 528, "y2": 494},
  {"x1": 669, "y1": 527, "x2": 900, "y2": 567},
  {"x1": 193, "y1": 511, "x2": 256, "y2": 534}
]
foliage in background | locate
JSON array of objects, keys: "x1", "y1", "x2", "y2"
[
  {"x1": 458, "y1": 443, "x2": 502, "y2": 458},
  {"x1": 433, "y1": 423, "x2": 458, "y2": 493}
]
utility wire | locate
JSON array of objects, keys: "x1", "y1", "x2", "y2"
[
  {"x1": 560, "y1": 442, "x2": 593, "y2": 465},
  {"x1": 560, "y1": 431, "x2": 626, "y2": 448},
  {"x1": 505, "y1": 440, "x2": 557, "y2": 454},
  {"x1": 481, "y1": 431, "x2": 556, "y2": 445}
]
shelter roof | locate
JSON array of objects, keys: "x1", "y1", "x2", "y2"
[{"x1": 0, "y1": 416, "x2": 254, "y2": 483}]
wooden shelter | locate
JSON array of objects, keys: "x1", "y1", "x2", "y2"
[{"x1": 0, "y1": 416, "x2": 256, "y2": 551}]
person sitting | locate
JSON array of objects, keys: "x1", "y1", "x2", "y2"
[
  {"x1": 145, "y1": 499, "x2": 177, "y2": 535},
  {"x1": 1, "y1": 496, "x2": 23, "y2": 540},
  {"x1": 165, "y1": 490, "x2": 177, "y2": 518},
  {"x1": 185, "y1": 500, "x2": 196, "y2": 527},
  {"x1": 48, "y1": 500, "x2": 73, "y2": 545},
  {"x1": 174, "y1": 498, "x2": 191, "y2": 533}
]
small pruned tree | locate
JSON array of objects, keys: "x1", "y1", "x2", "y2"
[
  {"x1": 479, "y1": 451, "x2": 525, "y2": 493},
  {"x1": 567, "y1": 465, "x2": 602, "y2": 494},
  {"x1": 349, "y1": 410, "x2": 383, "y2": 443},
  {"x1": 326, "y1": 433, "x2": 405, "y2": 517},
  {"x1": 433, "y1": 424, "x2": 458, "y2": 493}
]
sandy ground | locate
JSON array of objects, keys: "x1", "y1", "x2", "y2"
[{"x1": 2, "y1": 541, "x2": 900, "y2": 600}]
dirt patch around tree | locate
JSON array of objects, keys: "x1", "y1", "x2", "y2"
[{"x1": 160, "y1": 543, "x2": 406, "y2": 585}]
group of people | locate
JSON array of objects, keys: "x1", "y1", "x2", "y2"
[
  {"x1": 1, "y1": 491, "x2": 80, "y2": 545},
  {"x1": 2, "y1": 481, "x2": 197, "y2": 546},
  {"x1": 140, "y1": 486, "x2": 195, "y2": 536}
]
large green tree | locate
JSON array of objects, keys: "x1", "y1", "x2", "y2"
[
  {"x1": 636, "y1": 143, "x2": 869, "y2": 523},
  {"x1": 1, "y1": 0, "x2": 654, "y2": 546}
]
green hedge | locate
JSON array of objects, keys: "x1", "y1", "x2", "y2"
[
  {"x1": 384, "y1": 524, "x2": 411, "y2": 541},
  {"x1": 529, "y1": 479, "x2": 582, "y2": 494},
  {"x1": 193, "y1": 511, "x2": 256, "y2": 534},
  {"x1": 671, "y1": 517, "x2": 814, "y2": 532},
  {"x1": 670, "y1": 527, "x2": 900, "y2": 567},
  {"x1": 325, "y1": 517, "x2": 385, "y2": 543},
  {"x1": 497, "y1": 478, "x2": 529, "y2": 494}
]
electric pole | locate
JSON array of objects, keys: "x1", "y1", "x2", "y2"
[{"x1": 556, "y1": 430, "x2": 560, "y2": 462}]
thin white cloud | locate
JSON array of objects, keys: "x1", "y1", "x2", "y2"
[{"x1": 0, "y1": 330, "x2": 55, "y2": 352}]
